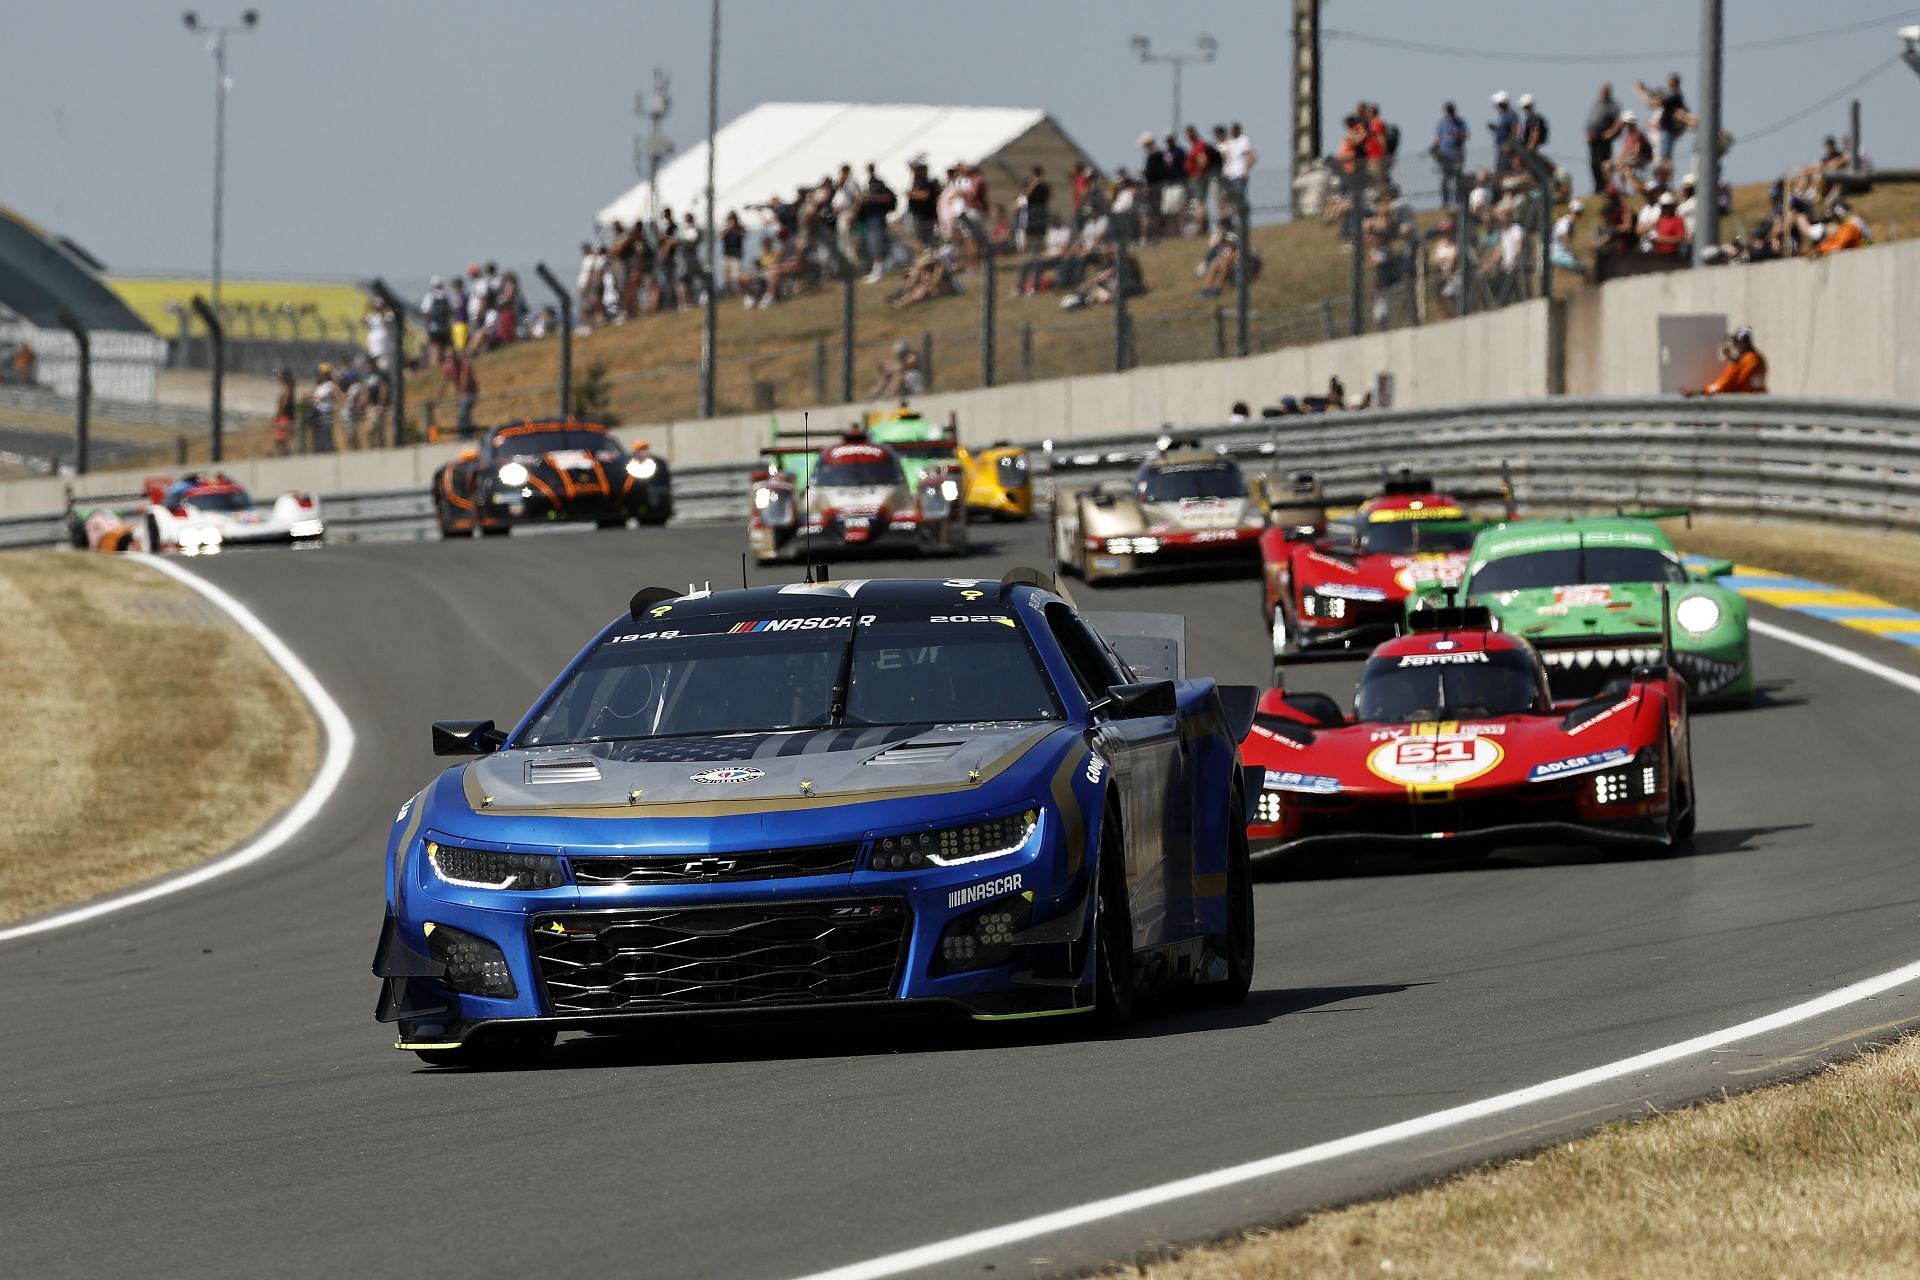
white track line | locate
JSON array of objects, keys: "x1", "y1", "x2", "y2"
[
  {"x1": 792, "y1": 618, "x2": 1920, "y2": 1280},
  {"x1": 0, "y1": 555, "x2": 355, "y2": 945}
]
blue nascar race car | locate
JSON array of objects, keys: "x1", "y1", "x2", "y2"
[{"x1": 373, "y1": 570, "x2": 1261, "y2": 1066}]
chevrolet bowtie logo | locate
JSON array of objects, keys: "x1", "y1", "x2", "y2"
[{"x1": 682, "y1": 857, "x2": 738, "y2": 876}]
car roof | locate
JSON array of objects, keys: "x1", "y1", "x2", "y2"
[
  {"x1": 489, "y1": 420, "x2": 612, "y2": 445},
  {"x1": 1473, "y1": 516, "x2": 1674, "y2": 559},
  {"x1": 1370, "y1": 626, "x2": 1532, "y2": 659},
  {"x1": 620, "y1": 578, "x2": 1043, "y2": 625}
]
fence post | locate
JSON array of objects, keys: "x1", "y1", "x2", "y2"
[
  {"x1": 55, "y1": 306, "x2": 90, "y2": 476},
  {"x1": 1320, "y1": 298, "x2": 1336, "y2": 339},
  {"x1": 370, "y1": 278, "x2": 409, "y2": 444},
  {"x1": 189, "y1": 295, "x2": 225, "y2": 462},
  {"x1": 1456, "y1": 182, "x2": 1475, "y2": 318},
  {"x1": 958, "y1": 213, "x2": 995, "y2": 388},
  {"x1": 533, "y1": 262, "x2": 573, "y2": 420},
  {"x1": 1233, "y1": 185, "x2": 1251, "y2": 357},
  {"x1": 813, "y1": 339, "x2": 827, "y2": 402},
  {"x1": 1111, "y1": 228, "x2": 1133, "y2": 373},
  {"x1": 1021, "y1": 322, "x2": 1034, "y2": 380},
  {"x1": 919, "y1": 331, "x2": 934, "y2": 390},
  {"x1": 1214, "y1": 307, "x2": 1226, "y2": 359},
  {"x1": 1343, "y1": 165, "x2": 1365, "y2": 337}
]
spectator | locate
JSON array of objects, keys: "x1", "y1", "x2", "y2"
[
  {"x1": 1635, "y1": 74, "x2": 1694, "y2": 165},
  {"x1": 310, "y1": 362, "x2": 342, "y2": 452},
  {"x1": 1428, "y1": 218, "x2": 1461, "y2": 317},
  {"x1": 1606, "y1": 111, "x2": 1651, "y2": 189},
  {"x1": 1585, "y1": 83, "x2": 1622, "y2": 194},
  {"x1": 1432, "y1": 101, "x2": 1469, "y2": 205},
  {"x1": 870, "y1": 341, "x2": 926, "y2": 398},
  {"x1": 1139, "y1": 132, "x2": 1167, "y2": 238},
  {"x1": 1060, "y1": 241, "x2": 1145, "y2": 309},
  {"x1": 905, "y1": 157, "x2": 940, "y2": 246},
  {"x1": 1650, "y1": 191, "x2": 1688, "y2": 256},
  {"x1": 678, "y1": 211, "x2": 706, "y2": 306},
  {"x1": 890, "y1": 244, "x2": 958, "y2": 308},
  {"x1": 1487, "y1": 91, "x2": 1520, "y2": 168},
  {"x1": 445, "y1": 350, "x2": 480, "y2": 437},
  {"x1": 337, "y1": 367, "x2": 365, "y2": 452},
  {"x1": 1220, "y1": 120, "x2": 1258, "y2": 213},
  {"x1": 1518, "y1": 93, "x2": 1549, "y2": 155},
  {"x1": 1184, "y1": 124, "x2": 1219, "y2": 229},
  {"x1": 1159, "y1": 134, "x2": 1189, "y2": 233},
  {"x1": 858, "y1": 164, "x2": 897, "y2": 277},
  {"x1": 1195, "y1": 216, "x2": 1261, "y2": 297},
  {"x1": 1480, "y1": 208, "x2": 1528, "y2": 301},
  {"x1": 528, "y1": 306, "x2": 555, "y2": 340},
  {"x1": 1017, "y1": 165, "x2": 1051, "y2": 253},
  {"x1": 420, "y1": 275, "x2": 453, "y2": 369},
  {"x1": 272, "y1": 367, "x2": 296, "y2": 456},
  {"x1": 707, "y1": 211, "x2": 739, "y2": 296},
  {"x1": 1802, "y1": 197, "x2": 1872, "y2": 256},
  {"x1": 1596, "y1": 185, "x2": 1635, "y2": 256},
  {"x1": 830, "y1": 162, "x2": 862, "y2": 262},
  {"x1": 1228, "y1": 401, "x2": 1251, "y2": 423},
  {"x1": 1685, "y1": 327, "x2": 1767, "y2": 396},
  {"x1": 1676, "y1": 174, "x2": 1699, "y2": 242},
  {"x1": 448, "y1": 276, "x2": 470, "y2": 353},
  {"x1": 1013, "y1": 216, "x2": 1079, "y2": 295}
]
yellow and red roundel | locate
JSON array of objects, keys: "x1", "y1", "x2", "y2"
[{"x1": 1366, "y1": 734, "x2": 1504, "y2": 786}]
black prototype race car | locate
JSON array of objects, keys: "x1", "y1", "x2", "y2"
[{"x1": 433, "y1": 420, "x2": 672, "y2": 536}]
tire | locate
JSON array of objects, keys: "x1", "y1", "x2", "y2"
[
  {"x1": 1673, "y1": 731, "x2": 1697, "y2": 843},
  {"x1": 479, "y1": 524, "x2": 510, "y2": 538},
  {"x1": 1196, "y1": 785, "x2": 1255, "y2": 1005},
  {"x1": 144, "y1": 513, "x2": 162, "y2": 554},
  {"x1": 596, "y1": 517, "x2": 628, "y2": 530},
  {"x1": 1089, "y1": 826, "x2": 1136, "y2": 1030},
  {"x1": 414, "y1": 1028, "x2": 555, "y2": 1069}
]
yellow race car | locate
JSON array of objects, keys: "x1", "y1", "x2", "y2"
[{"x1": 863, "y1": 405, "x2": 1033, "y2": 520}]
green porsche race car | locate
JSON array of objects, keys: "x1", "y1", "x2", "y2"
[{"x1": 1415, "y1": 516, "x2": 1750, "y2": 703}]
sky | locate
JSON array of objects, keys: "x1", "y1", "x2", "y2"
[{"x1": 5, "y1": 0, "x2": 1918, "y2": 286}]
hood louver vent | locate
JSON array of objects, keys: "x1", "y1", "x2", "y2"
[
  {"x1": 527, "y1": 758, "x2": 603, "y2": 785},
  {"x1": 866, "y1": 740, "x2": 965, "y2": 765}
]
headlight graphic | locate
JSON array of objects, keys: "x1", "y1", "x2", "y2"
[{"x1": 1674, "y1": 595, "x2": 1721, "y2": 635}]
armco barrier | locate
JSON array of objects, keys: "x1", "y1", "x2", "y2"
[{"x1": 4, "y1": 395, "x2": 1918, "y2": 550}]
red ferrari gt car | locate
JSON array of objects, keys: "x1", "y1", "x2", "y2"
[
  {"x1": 1241, "y1": 605, "x2": 1696, "y2": 860},
  {"x1": 1259, "y1": 473, "x2": 1510, "y2": 659}
]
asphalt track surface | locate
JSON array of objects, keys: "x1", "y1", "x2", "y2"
[{"x1": 7, "y1": 522, "x2": 1920, "y2": 1279}]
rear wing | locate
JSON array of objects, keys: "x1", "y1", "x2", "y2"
[{"x1": 1083, "y1": 611, "x2": 1185, "y2": 682}]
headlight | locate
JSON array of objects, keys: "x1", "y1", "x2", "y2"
[
  {"x1": 426, "y1": 840, "x2": 567, "y2": 890},
  {"x1": 497, "y1": 461, "x2": 530, "y2": 487},
  {"x1": 754, "y1": 487, "x2": 775, "y2": 510},
  {"x1": 424, "y1": 922, "x2": 516, "y2": 998},
  {"x1": 1674, "y1": 594, "x2": 1721, "y2": 635},
  {"x1": 627, "y1": 456, "x2": 659, "y2": 480},
  {"x1": 940, "y1": 479, "x2": 961, "y2": 501},
  {"x1": 870, "y1": 810, "x2": 1037, "y2": 870}
]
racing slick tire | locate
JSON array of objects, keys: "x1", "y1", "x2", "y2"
[
  {"x1": 1090, "y1": 822, "x2": 1136, "y2": 1030},
  {"x1": 414, "y1": 1027, "x2": 555, "y2": 1069},
  {"x1": 1672, "y1": 730, "x2": 1697, "y2": 844},
  {"x1": 596, "y1": 517, "x2": 628, "y2": 531},
  {"x1": 479, "y1": 524, "x2": 510, "y2": 537},
  {"x1": 144, "y1": 513, "x2": 163, "y2": 554},
  {"x1": 1193, "y1": 785, "x2": 1255, "y2": 1006}
]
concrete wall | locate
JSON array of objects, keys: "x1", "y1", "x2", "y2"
[
  {"x1": 1563, "y1": 237, "x2": 1920, "y2": 399},
  {"x1": 1, "y1": 300, "x2": 1556, "y2": 514}
]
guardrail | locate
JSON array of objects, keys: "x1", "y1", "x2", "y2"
[{"x1": 5, "y1": 395, "x2": 1918, "y2": 550}]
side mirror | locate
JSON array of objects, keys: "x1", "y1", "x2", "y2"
[
  {"x1": 1690, "y1": 558, "x2": 1734, "y2": 580},
  {"x1": 433, "y1": 719, "x2": 507, "y2": 756},
  {"x1": 457, "y1": 448, "x2": 479, "y2": 463},
  {"x1": 1099, "y1": 679, "x2": 1178, "y2": 719}
]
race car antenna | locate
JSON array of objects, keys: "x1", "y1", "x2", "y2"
[
  {"x1": 740, "y1": 552, "x2": 748, "y2": 591},
  {"x1": 801, "y1": 411, "x2": 818, "y2": 584}
]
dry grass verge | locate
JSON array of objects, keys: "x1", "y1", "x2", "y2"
[
  {"x1": 1670, "y1": 518, "x2": 1920, "y2": 613},
  {"x1": 0, "y1": 553, "x2": 316, "y2": 924},
  {"x1": 1111, "y1": 1033, "x2": 1920, "y2": 1279}
]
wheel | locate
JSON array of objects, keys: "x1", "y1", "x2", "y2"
[
  {"x1": 414, "y1": 1028, "x2": 555, "y2": 1069},
  {"x1": 144, "y1": 513, "x2": 162, "y2": 553},
  {"x1": 596, "y1": 517, "x2": 628, "y2": 530},
  {"x1": 479, "y1": 523, "x2": 510, "y2": 538},
  {"x1": 1270, "y1": 601, "x2": 1291, "y2": 657},
  {"x1": 1089, "y1": 827, "x2": 1136, "y2": 1030},
  {"x1": 1196, "y1": 786, "x2": 1255, "y2": 1005},
  {"x1": 1052, "y1": 519, "x2": 1077, "y2": 578},
  {"x1": 1672, "y1": 731, "x2": 1697, "y2": 843}
]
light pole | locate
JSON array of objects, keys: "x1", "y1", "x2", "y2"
[
  {"x1": 183, "y1": 9, "x2": 255, "y2": 463},
  {"x1": 1130, "y1": 32, "x2": 1217, "y2": 140},
  {"x1": 699, "y1": 0, "x2": 719, "y2": 418},
  {"x1": 182, "y1": 10, "x2": 257, "y2": 318},
  {"x1": 633, "y1": 69, "x2": 674, "y2": 219}
]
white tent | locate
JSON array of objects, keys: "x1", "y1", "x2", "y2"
[{"x1": 594, "y1": 102, "x2": 1094, "y2": 228}]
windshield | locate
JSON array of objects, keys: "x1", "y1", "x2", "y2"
[
  {"x1": 815, "y1": 460, "x2": 902, "y2": 488},
  {"x1": 1139, "y1": 463, "x2": 1246, "y2": 502},
  {"x1": 182, "y1": 490, "x2": 252, "y2": 512},
  {"x1": 491, "y1": 429, "x2": 616, "y2": 457},
  {"x1": 1355, "y1": 648, "x2": 1544, "y2": 722},
  {"x1": 522, "y1": 615, "x2": 1061, "y2": 745},
  {"x1": 1469, "y1": 546, "x2": 1684, "y2": 595},
  {"x1": 1356, "y1": 518, "x2": 1479, "y2": 555}
]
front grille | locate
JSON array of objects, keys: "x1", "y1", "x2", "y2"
[
  {"x1": 531, "y1": 900, "x2": 908, "y2": 1014},
  {"x1": 570, "y1": 842, "x2": 859, "y2": 885}
]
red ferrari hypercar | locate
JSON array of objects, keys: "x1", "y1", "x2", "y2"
[
  {"x1": 1258, "y1": 474, "x2": 1510, "y2": 660},
  {"x1": 1241, "y1": 606, "x2": 1696, "y2": 861}
]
